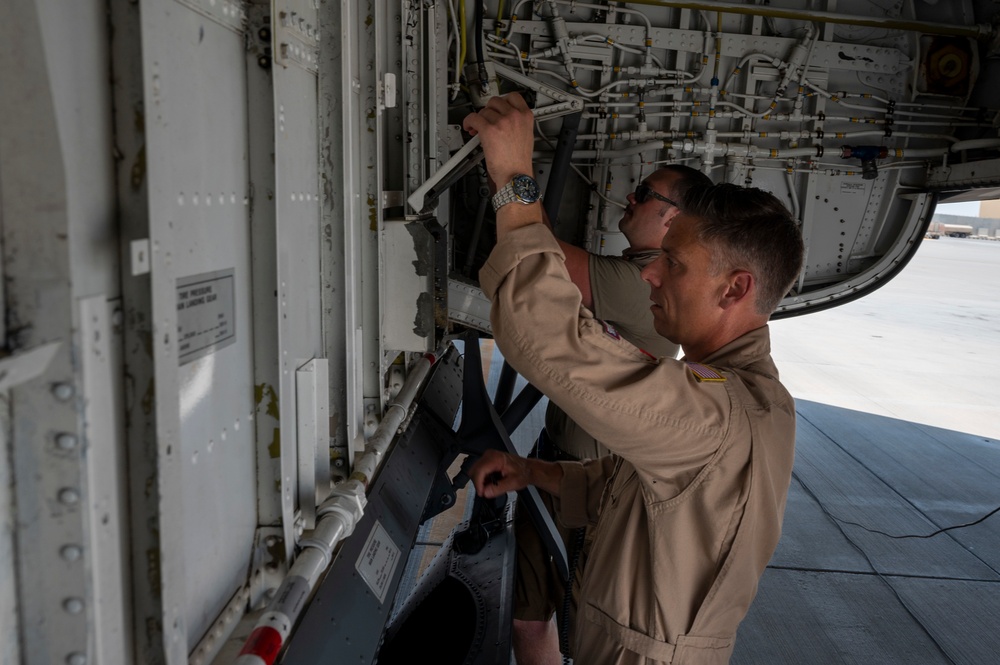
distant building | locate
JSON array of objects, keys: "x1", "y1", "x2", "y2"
[{"x1": 981, "y1": 200, "x2": 1000, "y2": 218}]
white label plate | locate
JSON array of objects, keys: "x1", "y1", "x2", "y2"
[
  {"x1": 355, "y1": 521, "x2": 400, "y2": 604},
  {"x1": 176, "y1": 268, "x2": 236, "y2": 365}
]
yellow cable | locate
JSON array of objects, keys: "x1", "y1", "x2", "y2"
[
  {"x1": 495, "y1": 0, "x2": 506, "y2": 36},
  {"x1": 459, "y1": 0, "x2": 467, "y2": 70}
]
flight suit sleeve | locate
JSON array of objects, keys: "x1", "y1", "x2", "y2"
[
  {"x1": 589, "y1": 255, "x2": 646, "y2": 330},
  {"x1": 479, "y1": 225, "x2": 730, "y2": 473}
]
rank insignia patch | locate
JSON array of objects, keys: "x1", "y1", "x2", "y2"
[
  {"x1": 600, "y1": 320, "x2": 621, "y2": 340},
  {"x1": 686, "y1": 362, "x2": 726, "y2": 382}
]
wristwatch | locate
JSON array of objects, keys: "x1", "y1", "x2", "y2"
[{"x1": 492, "y1": 174, "x2": 541, "y2": 212}]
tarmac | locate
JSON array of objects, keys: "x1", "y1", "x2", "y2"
[{"x1": 735, "y1": 236, "x2": 1000, "y2": 664}]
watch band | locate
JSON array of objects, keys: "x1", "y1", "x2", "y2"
[{"x1": 492, "y1": 174, "x2": 541, "y2": 212}]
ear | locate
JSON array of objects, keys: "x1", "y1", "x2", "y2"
[
  {"x1": 661, "y1": 199, "x2": 683, "y2": 218},
  {"x1": 720, "y1": 270, "x2": 754, "y2": 310}
]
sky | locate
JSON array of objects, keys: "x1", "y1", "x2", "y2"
[{"x1": 935, "y1": 201, "x2": 982, "y2": 217}]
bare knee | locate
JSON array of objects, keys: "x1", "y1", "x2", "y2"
[{"x1": 512, "y1": 617, "x2": 561, "y2": 665}]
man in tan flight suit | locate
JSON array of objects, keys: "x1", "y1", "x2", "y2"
[
  {"x1": 463, "y1": 93, "x2": 804, "y2": 665},
  {"x1": 514, "y1": 165, "x2": 711, "y2": 665}
]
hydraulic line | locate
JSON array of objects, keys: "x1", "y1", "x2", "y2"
[
  {"x1": 544, "y1": 111, "x2": 584, "y2": 223},
  {"x1": 459, "y1": 0, "x2": 467, "y2": 66},
  {"x1": 446, "y1": 0, "x2": 461, "y2": 99},
  {"x1": 474, "y1": 0, "x2": 488, "y2": 90},
  {"x1": 463, "y1": 172, "x2": 491, "y2": 277},
  {"x1": 544, "y1": 0, "x2": 578, "y2": 86},
  {"x1": 785, "y1": 168, "x2": 800, "y2": 220},
  {"x1": 235, "y1": 352, "x2": 440, "y2": 665},
  {"x1": 621, "y1": 0, "x2": 992, "y2": 40}
]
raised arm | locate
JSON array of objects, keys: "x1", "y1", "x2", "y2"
[
  {"x1": 461, "y1": 94, "x2": 541, "y2": 238},
  {"x1": 464, "y1": 97, "x2": 595, "y2": 308}
]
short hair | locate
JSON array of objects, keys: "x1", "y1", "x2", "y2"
[
  {"x1": 653, "y1": 164, "x2": 713, "y2": 207},
  {"x1": 682, "y1": 183, "x2": 804, "y2": 316}
]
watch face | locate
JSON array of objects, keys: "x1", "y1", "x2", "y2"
[{"x1": 512, "y1": 174, "x2": 540, "y2": 203}]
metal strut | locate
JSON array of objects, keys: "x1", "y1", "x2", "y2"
[{"x1": 422, "y1": 330, "x2": 569, "y2": 582}]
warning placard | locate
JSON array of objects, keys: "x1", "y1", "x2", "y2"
[
  {"x1": 839, "y1": 181, "x2": 866, "y2": 195},
  {"x1": 355, "y1": 521, "x2": 400, "y2": 604},
  {"x1": 176, "y1": 269, "x2": 236, "y2": 365}
]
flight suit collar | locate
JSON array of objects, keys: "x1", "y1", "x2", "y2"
[{"x1": 696, "y1": 325, "x2": 776, "y2": 375}]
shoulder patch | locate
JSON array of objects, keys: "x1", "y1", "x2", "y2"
[
  {"x1": 686, "y1": 362, "x2": 727, "y2": 382},
  {"x1": 599, "y1": 319, "x2": 621, "y2": 340}
]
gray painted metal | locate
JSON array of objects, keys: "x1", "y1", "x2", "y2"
[
  {"x1": 319, "y1": 0, "x2": 372, "y2": 458},
  {"x1": 295, "y1": 358, "x2": 331, "y2": 530},
  {"x1": 0, "y1": 1, "x2": 124, "y2": 663},
  {"x1": 3, "y1": 2, "x2": 1000, "y2": 663},
  {"x1": 280, "y1": 345, "x2": 465, "y2": 663},
  {"x1": 247, "y1": 1, "x2": 285, "y2": 532},
  {"x1": 0, "y1": 394, "x2": 17, "y2": 665},
  {"x1": 449, "y1": 278, "x2": 493, "y2": 334},
  {"x1": 273, "y1": 0, "x2": 323, "y2": 560},
  {"x1": 79, "y1": 296, "x2": 130, "y2": 665},
  {"x1": 355, "y1": 0, "x2": 382, "y2": 412},
  {"x1": 127, "y1": 0, "x2": 258, "y2": 658},
  {"x1": 383, "y1": 220, "x2": 439, "y2": 351},
  {"x1": 379, "y1": 503, "x2": 517, "y2": 665},
  {"x1": 110, "y1": 0, "x2": 162, "y2": 658},
  {"x1": 317, "y1": 0, "x2": 353, "y2": 469}
]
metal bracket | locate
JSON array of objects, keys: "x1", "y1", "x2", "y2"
[
  {"x1": 420, "y1": 331, "x2": 568, "y2": 581},
  {"x1": 0, "y1": 341, "x2": 60, "y2": 392},
  {"x1": 275, "y1": 6, "x2": 319, "y2": 73},
  {"x1": 296, "y1": 358, "x2": 330, "y2": 530},
  {"x1": 406, "y1": 62, "x2": 585, "y2": 214},
  {"x1": 447, "y1": 277, "x2": 492, "y2": 333},
  {"x1": 248, "y1": 527, "x2": 288, "y2": 610}
]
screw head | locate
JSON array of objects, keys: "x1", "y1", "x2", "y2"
[
  {"x1": 52, "y1": 383, "x2": 75, "y2": 401},
  {"x1": 60, "y1": 544, "x2": 83, "y2": 562},
  {"x1": 58, "y1": 488, "x2": 81, "y2": 505},
  {"x1": 63, "y1": 597, "x2": 85, "y2": 614},
  {"x1": 56, "y1": 433, "x2": 79, "y2": 450}
]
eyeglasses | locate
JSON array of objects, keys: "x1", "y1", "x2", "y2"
[{"x1": 634, "y1": 183, "x2": 679, "y2": 208}]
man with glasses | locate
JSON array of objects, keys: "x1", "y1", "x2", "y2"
[
  {"x1": 464, "y1": 92, "x2": 804, "y2": 665},
  {"x1": 513, "y1": 166, "x2": 711, "y2": 665}
]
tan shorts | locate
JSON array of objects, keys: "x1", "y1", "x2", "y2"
[{"x1": 513, "y1": 493, "x2": 590, "y2": 627}]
